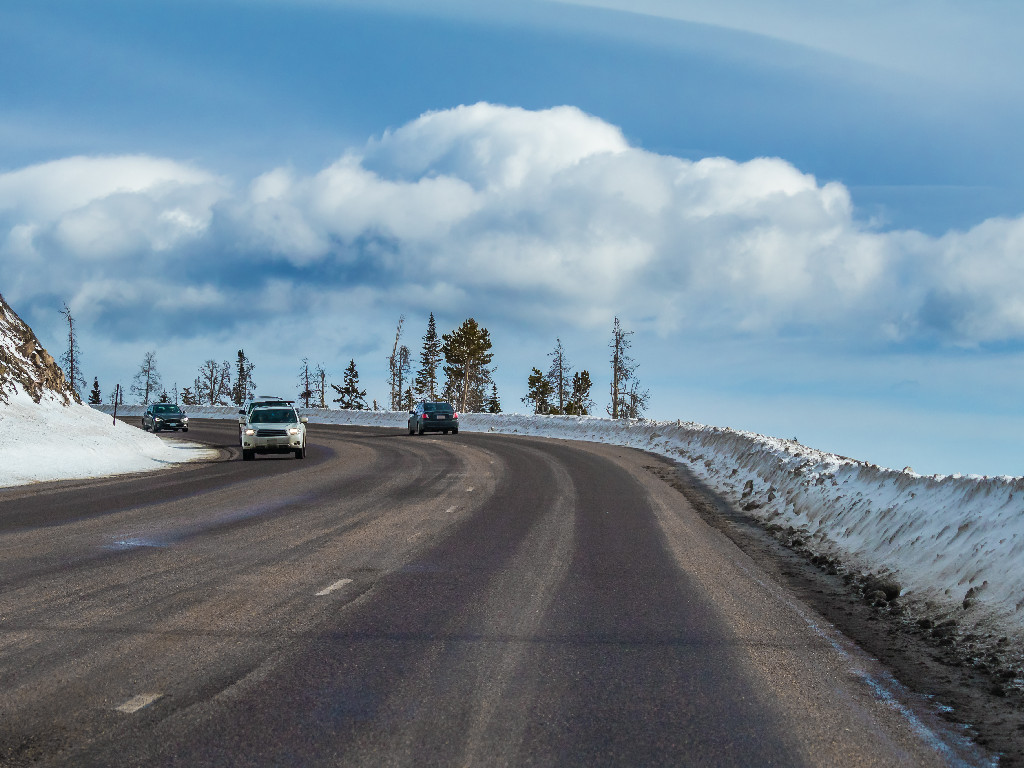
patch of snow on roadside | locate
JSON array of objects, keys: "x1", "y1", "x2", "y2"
[{"x1": 0, "y1": 393, "x2": 216, "y2": 487}]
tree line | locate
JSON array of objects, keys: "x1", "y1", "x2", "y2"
[{"x1": 61, "y1": 306, "x2": 647, "y2": 419}]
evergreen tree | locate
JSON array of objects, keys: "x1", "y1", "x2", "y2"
[
  {"x1": 607, "y1": 317, "x2": 647, "y2": 418},
  {"x1": 59, "y1": 303, "x2": 86, "y2": 401},
  {"x1": 108, "y1": 383, "x2": 124, "y2": 406},
  {"x1": 547, "y1": 339, "x2": 571, "y2": 414},
  {"x1": 231, "y1": 350, "x2": 256, "y2": 406},
  {"x1": 441, "y1": 318, "x2": 494, "y2": 413},
  {"x1": 158, "y1": 389, "x2": 170, "y2": 403},
  {"x1": 486, "y1": 383, "x2": 501, "y2": 413},
  {"x1": 180, "y1": 386, "x2": 198, "y2": 406},
  {"x1": 522, "y1": 367, "x2": 554, "y2": 414},
  {"x1": 414, "y1": 313, "x2": 442, "y2": 400},
  {"x1": 331, "y1": 359, "x2": 368, "y2": 410},
  {"x1": 297, "y1": 358, "x2": 313, "y2": 407},
  {"x1": 130, "y1": 351, "x2": 162, "y2": 405},
  {"x1": 565, "y1": 370, "x2": 595, "y2": 415},
  {"x1": 88, "y1": 377, "x2": 102, "y2": 405}
]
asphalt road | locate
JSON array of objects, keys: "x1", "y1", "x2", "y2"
[{"x1": 0, "y1": 419, "x2": 989, "y2": 766}]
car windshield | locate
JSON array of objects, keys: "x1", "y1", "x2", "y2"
[
  {"x1": 249, "y1": 400, "x2": 289, "y2": 412},
  {"x1": 249, "y1": 409, "x2": 296, "y2": 424},
  {"x1": 154, "y1": 404, "x2": 180, "y2": 414},
  {"x1": 424, "y1": 403, "x2": 454, "y2": 413}
]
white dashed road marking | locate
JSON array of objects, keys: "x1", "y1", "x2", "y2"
[
  {"x1": 316, "y1": 578, "x2": 353, "y2": 596},
  {"x1": 116, "y1": 693, "x2": 162, "y2": 713}
]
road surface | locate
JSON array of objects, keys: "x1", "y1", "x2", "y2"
[{"x1": 0, "y1": 419, "x2": 988, "y2": 766}]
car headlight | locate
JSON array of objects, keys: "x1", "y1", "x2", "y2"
[
  {"x1": 181, "y1": 416, "x2": 188, "y2": 422},
  {"x1": 288, "y1": 427, "x2": 300, "y2": 435},
  {"x1": 155, "y1": 417, "x2": 163, "y2": 422},
  {"x1": 245, "y1": 428, "x2": 255, "y2": 436}
]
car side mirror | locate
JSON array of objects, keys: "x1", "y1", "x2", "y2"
[{"x1": 299, "y1": 416, "x2": 308, "y2": 424}]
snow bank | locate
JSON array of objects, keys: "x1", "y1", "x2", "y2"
[
  {"x1": 94, "y1": 404, "x2": 1024, "y2": 647},
  {"x1": 0, "y1": 394, "x2": 217, "y2": 487}
]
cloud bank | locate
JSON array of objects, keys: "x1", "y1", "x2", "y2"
[{"x1": 3, "y1": 102, "x2": 1022, "y2": 347}]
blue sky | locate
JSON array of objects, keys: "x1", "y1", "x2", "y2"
[{"x1": 3, "y1": 0, "x2": 1024, "y2": 475}]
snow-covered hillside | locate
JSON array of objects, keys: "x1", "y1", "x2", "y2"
[
  {"x1": 98, "y1": 404, "x2": 1024, "y2": 662},
  {"x1": 0, "y1": 293, "x2": 216, "y2": 486}
]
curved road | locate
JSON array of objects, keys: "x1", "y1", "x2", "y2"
[{"x1": 0, "y1": 420, "x2": 987, "y2": 766}]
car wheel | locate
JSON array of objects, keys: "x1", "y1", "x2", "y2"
[
  {"x1": 452, "y1": 428, "x2": 459, "y2": 435},
  {"x1": 294, "y1": 445, "x2": 305, "y2": 459},
  {"x1": 442, "y1": 429, "x2": 449, "y2": 434},
  {"x1": 153, "y1": 424, "x2": 160, "y2": 433},
  {"x1": 416, "y1": 421, "x2": 424, "y2": 435},
  {"x1": 183, "y1": 427, "x2": 188, "y2": 432},
  {"x1": 408, "y1": 422, "x2": 414, "y2": 435},
  {"x1": 142, "y1": 420, "x2": 149, "y2": 431},
  {"x1": 242, "y1": 449, "x2": 255, "y2": 461}
]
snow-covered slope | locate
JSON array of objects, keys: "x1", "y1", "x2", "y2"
[
  {"x1": 99, "y1": 404, "x2": 1024, "y2": 658},
  {"x1": 0, "y1": 293, "x2": 216, "y2": 486}
]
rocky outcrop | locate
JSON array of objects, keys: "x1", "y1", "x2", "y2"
[{"x1": 0, "y1": 293, "x2": 79, "y2": 406}]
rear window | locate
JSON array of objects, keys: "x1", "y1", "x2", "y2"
[
  {"x1": 424, "y1": 403, "x2": 454, "y2": 413},
  {"x1": 250, "y1": 409, "x2": 297, "y2": 424}
]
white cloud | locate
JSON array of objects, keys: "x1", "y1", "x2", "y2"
[{"x1": 4, "y1": 103, "x2": 1024, "y2": 347}]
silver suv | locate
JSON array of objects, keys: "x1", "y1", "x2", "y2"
[{"x1": 241, "y1": 405, "x2": 308, "y2": 461}]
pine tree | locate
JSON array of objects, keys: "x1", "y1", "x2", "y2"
[
  {"x1": 130, "y1": 351, "x2": 162, "y2": 405},
  {"x1": 547, "y1": 339, "x2": 571, "y2": 414},
  {"x1": 231, "y1": 350, "x2": 256, "y2": 406},
  {"x1": 88, "y1": 377, "x2": 102, "y2": 405},
  {"x1": 59, "y1": 303, "x2": 86, "y2": 401},
  {"x1": 522, "y1": 368, "x2": 554, "y2": 414},
  {"x1": 331, "y1": 359, "x2": 368, "y2": 410},
  {"x1": 486, "y1": 383, "x2": 501, "y2": 413},
  {"x1": 441, "y1": 318, "x2": 494, "y2": 413},
  {"x1": 414, "y1": 313, "x2": 442, "y2": 400},
  {"x1": 566, "y1": 370, "x2": 594, "y2": 415},
  {"x1": 180, "y1": 386, "x2": 198, "y2": 406},
  {"x1": 297, "y1": 358, "x2": 313, "y2": 407},
  {"x1": 607, "y1": 317, "x2": 646, "y2": 418}
]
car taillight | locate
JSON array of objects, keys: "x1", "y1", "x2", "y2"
[
  {"x1": 453, "y1": 413, "x2": 459, "y2": 419},
  {"x1": 422, "y1": 413, "x2": 429, "y2": 419}
]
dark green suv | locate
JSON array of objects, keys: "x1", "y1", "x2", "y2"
[{"x1": 408, "y1": 402, "x2": 459, "y2": 435}]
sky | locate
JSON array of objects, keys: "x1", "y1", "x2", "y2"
[{"x1": 3, "y1": 0, "x2": 1024, "y2": 476}]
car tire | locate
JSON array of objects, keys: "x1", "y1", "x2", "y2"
[
  {"x1": 242, "y1": 449, "x2": 255, "y2": 461},
  {"x1": 142, "y1": 420, "x2": 149, "y2": 431},
  {"x1": 153, "y1": 424, "x2": 160, "y2": 433},
  {"x1": 416, "y1": 421, "x2": 424, "y2": 435},
  {"x1": 183, "y1": 427, "x2": 188, "y2": 432},
  {"x1": 408, "y1": 423, "x2": 415, "y2": 435},
  {"x1": 442, "y1": 429, "x2": 449, "y2": 434},
  {"x1": 452, "y1": 428, "x2": 459, "y2": 435},
  {"x1": 294, "y1": 445, "x2": 305, "y2": 459}
]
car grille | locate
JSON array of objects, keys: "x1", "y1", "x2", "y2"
[{"x1": 256, "y1": 429, "x2": 288, "y2": 437}]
